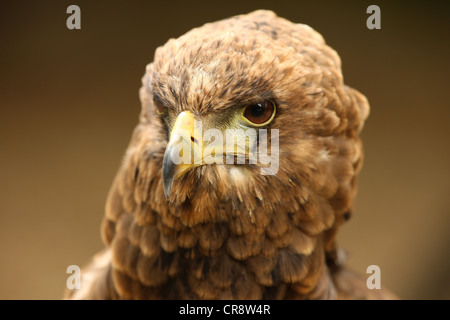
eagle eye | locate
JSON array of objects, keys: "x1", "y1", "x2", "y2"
[{"x1": 242, "y1": 101, "x2": 276, "y2": 126}]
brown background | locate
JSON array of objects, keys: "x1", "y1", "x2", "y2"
[{"x1": 0, "y1": 0, "x2": 449, "y2": 299}]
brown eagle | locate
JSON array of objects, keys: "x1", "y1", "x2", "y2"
[{"x1": 66, "y1": 10, "x2": 395, "y2": 300}]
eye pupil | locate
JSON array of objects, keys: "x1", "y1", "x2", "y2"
[
  {"x1": 243, "y1": 101, "x2": 276, "y2": 125},
  {"x1": 250, "y1": 104, "x2": 265, "y2": 117}
]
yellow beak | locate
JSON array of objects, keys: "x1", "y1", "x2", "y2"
[{"x1": 162, "y1": 111, "x2": 202, "y2": 197}]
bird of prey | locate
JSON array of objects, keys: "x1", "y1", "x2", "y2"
[{"x1": 66, "y1": 10, "x2": 395, "y2": 299}]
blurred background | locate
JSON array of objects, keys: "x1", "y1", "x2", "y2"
[{"x1": 0, "y1": 0, "x2": 449, "y2": 299}]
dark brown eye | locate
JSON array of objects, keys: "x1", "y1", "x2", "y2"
[
  {"x1": 243, "y1": 101, "x2": 276, "y2": 125},
  {"x1": 154, "y1": 98, "x2": 166, "y2": 115}
]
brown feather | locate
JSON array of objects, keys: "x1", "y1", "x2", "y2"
[{"x1": 65, "y1": 10, "x2": 397, "y2": 300}]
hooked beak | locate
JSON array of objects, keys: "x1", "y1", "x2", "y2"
[
  {"x1": 162, "y1": 111, "x2": 202, "y2": 198},
  {"x1": 162, "y1": 111, "x2": 258, "y2": 198}
]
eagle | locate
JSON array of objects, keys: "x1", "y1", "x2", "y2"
[{"x1": 66, "y1": 10, "x2": 395, "y2": 299}]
